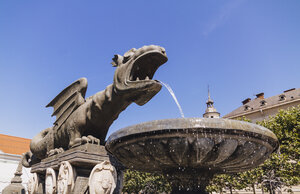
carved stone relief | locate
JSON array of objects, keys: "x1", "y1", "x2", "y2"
[
  {"x1": 45, "y1": 168, "x2": 57, "y2": 194},
  {"x1": 88, "y1": 161, "x2": 117, "y2": 194},
  {"x1": 57, "y1": 161, "x2": 76, "y2": 194},
  {"x1": 27, "y1": 173, "x2": 39, "y2": 194}
]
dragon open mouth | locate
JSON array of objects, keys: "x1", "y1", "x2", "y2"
[
  {"x1": 128, "y1": 51, "x2": 167, "y2": 83},
  {"x1": 113, "y1": 45, "x2": 168, "y2": 105}
]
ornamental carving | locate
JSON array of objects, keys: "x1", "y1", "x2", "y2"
[
  {"x1": 45, "y1": 168, "x2": 57, "y2": 194},
  {"x1": 27, "y1": 173, "x2": 39, "y2": 194},
  {"x1": 88, "y1": 161, "x2": 117, "y2": 194},
  {"x1": 57, "y1": 161, "x2": 76, "y2": 194}
]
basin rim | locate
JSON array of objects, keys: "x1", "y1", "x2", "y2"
[
  {"x1": 106, "y1": 118, "x2": 278, "y2": 147},
  {"x1": 105, "y1": 118, "x2": 279, "y2": 174}
]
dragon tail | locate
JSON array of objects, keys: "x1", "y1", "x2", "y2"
[{"x1": 22, "y1": 151, "x2": 39, "y2": 167}]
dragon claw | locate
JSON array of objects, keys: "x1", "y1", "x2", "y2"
[
  {"x1": 47, "y1": 147, "x2": 64, "y2": 157},
  {"x1": 81, "y1": 136, "x2": 89, "y2": 143},
  {"x1": 70, "y1": 135, "x2": 100, "y2": 148},
  {"x1": 87, "y1": 135, "x2": 98, "y2": 144},
  {"x1": 94, "y1": 139, "x2": 100, "y2": 145}
]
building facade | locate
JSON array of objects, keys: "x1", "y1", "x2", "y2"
[
  {"x1": 0, "y1": 134, "x2": 31, "y2": 193},
  {"x1": 223, "y1": 88, "x2": 300, "y2": 123}
]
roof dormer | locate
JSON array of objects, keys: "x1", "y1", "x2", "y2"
[{"x1": 279, "y1": 94, "x2": 286, "y2": 101}]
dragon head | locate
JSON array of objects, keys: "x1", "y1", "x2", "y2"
[{"x1": 112, "y1": 45, "x2": 168, "y2": 105}]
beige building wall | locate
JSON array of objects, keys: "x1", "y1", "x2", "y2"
[
  {"x1": 226, "y1": 100, "x2": 300, "y2": 123},
  {"x1": 223, "y1": 88, "x2": 300, "y2": 123}
]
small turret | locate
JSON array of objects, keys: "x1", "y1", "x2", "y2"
[{"x1": 203, "y1": 86, "x2": 220, "y2": 118}]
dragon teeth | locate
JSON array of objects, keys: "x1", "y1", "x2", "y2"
[
  {"x1": 136, "y1": 77, "x2": 140, "y2": 81},
  {"x1": 145, "y1": 76, "x2": 150, "y2": 80}
]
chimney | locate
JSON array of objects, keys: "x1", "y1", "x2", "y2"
[
  {"x1": 284, "y1": 88, "x2": 295, "y2": 93},
  {"x1": 255, "y1": 92, "x2": 264, "y2": 99},
  {"x1": 242, "y1": 98, "x2": 251, "y2": 105}
]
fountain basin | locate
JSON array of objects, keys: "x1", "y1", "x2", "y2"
[{"x1": 106, "y1": 118, "x2": 279, "y2": 192}]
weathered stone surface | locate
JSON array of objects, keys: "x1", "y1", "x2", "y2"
[
  {"x1": 31, "y1": 144, "x2": 111, "y2": 173},
  {"x1": 22, "y1": 45, "x2": 168, "y2": 167},
  {"x1": 29, "y1": 144, "x2": 124, "y2": 194},
  {"x1": 106, "y1": 118, "x2": 279, "y2": 193},
  {"x1": 45, "y1": 168, "x2": 56, "y2": 194},
  {"x1": 21, "y1": 45, "x2": 169, "y2": 193},
  {"x1": 88, "y1": 161, "x2": 117, "y2": 194},
  {"x1": 27, "y1": 173, "x2": 41, "y2": 194},
  {"x1": 57, "y1": 161, "x2": 75, "y2": 194}
]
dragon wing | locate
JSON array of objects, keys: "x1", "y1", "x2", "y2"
[{"x1": 46, "y1": 78, "x2": 88, "y2": 130}]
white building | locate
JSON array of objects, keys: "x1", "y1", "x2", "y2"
[{"x1": 0, "y1": 134, "x2": 31, "y2": 193}]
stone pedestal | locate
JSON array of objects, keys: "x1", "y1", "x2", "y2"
[{"x1": 29, "y1": 144, "x2": 124, "y2": 194}]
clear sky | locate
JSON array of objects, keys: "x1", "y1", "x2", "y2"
[{"x1": 0, "y1": 0, "x2": 299, "y2": 139}]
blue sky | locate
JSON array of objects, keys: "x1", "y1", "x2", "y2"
[{"x1": 0, "y1": 0, "x2": 299, "y2": 139}]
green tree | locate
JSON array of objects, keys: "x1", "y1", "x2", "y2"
[
  {"x1": 122, "y1": 169, "x2": 171, "y2": 194},
  {"x1": 209, "y1": 106, "x2": 300, "y2": 193},
  {"x1": 207, "y1": 174, "x2": 245, "y2": 194},
  {"x1": 258, "y1": 106, "x2": 300, "y2": 193},
  {"x1": 234, "y1": 168, "x2": 263, "y2": 194}
]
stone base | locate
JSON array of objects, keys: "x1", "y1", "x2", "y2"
[
  {"x1": 2, "y1": 183, "x2": 26, "y2": 194},
  {"x1": 30, "y1": 144, "x2": 124, "y2": 194}
]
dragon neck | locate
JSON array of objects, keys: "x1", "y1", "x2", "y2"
[{"x1": 90, "y1": 84, "x2": 132, "y2": 132}]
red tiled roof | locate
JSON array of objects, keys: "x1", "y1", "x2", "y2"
[{"x1": 0, "y1": 134, "x2": 31, "y2": 155}]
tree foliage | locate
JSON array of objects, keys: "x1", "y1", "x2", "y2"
[
  {"x1": 258, "y1": 106, "x2": 300, "y2": 192},
  {"x1": 122, "y1": 169, "x2": 171, "y2": 194},
  {"x1": 208, "y1": 105, "x2": 300, "y2": 193}
]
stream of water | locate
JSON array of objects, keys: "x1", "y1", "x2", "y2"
[{"x1": 159, "y1": 81, "x2": 185, "y2": 118}]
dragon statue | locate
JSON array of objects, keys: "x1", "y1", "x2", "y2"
[{"x1": 22, "y1": 45, "x2": 168, "y2": 167}]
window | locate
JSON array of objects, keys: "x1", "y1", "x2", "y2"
[
  {"x1": 244, "y1": 105, "x2": 250, "y2": 111},
  {"x1": 279, "y1": 94, "x2": 286, "y2": 101},
  {"x1": 260, "y1": 100, "x2": 267, "y2": 106}
]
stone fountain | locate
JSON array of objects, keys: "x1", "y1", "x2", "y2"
[
  {"x1": 18, "y1": 45, "x2": 278, "y2": 194},
  {"x1": 105, "y1": 64, "x2": 279, "y2": 193},
  {"x1": 106, "y1": 118, "x2": 278, "y2": 193}
]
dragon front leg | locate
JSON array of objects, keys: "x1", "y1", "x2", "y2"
[
  {"x1": 68, "y1": 124, "x2": 100, "y2": 147},
  {"x1": 68, "y1": 127, "x2": 83, "y2": 148}
]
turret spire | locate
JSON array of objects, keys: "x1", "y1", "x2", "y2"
[{"x1": 203, "y1": 86, "x2": 220, "y2": 118}]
